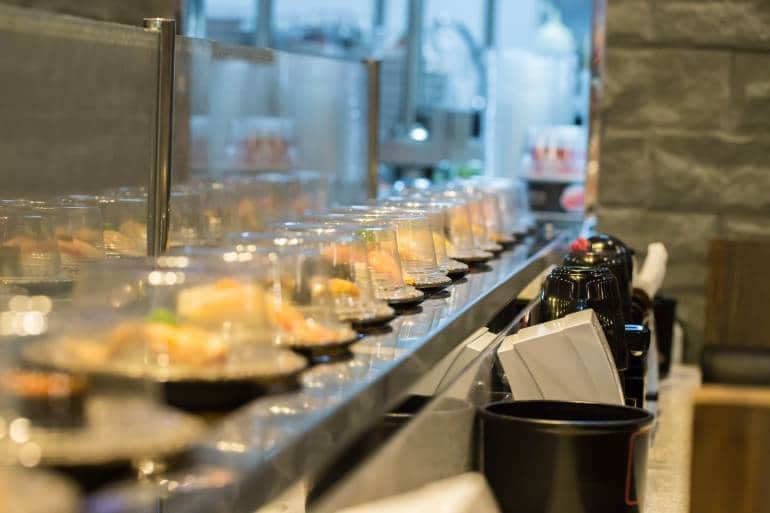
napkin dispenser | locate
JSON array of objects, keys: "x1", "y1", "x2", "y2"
[{"x1": 497, "y1": 309, "x2": 625, "y2": 405}]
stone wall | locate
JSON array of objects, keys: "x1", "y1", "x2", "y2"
[{"x1": 598, "y1": 0, "x2": 770, "y2": 361}]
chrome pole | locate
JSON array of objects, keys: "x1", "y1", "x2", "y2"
[
  {"x1": 484, "y1": 0, "x2": 497, "y2": 48},
  {"x1": 143, "y1": 17, "x2": 176, "y2": 256},
  {"x1": 255, "y1": 0, "x2": 273, "y2": 48},
  {"x1": 364, "y1": 58, "x2": 382, "y2": 200},
  {"x1": 373, "y1": 0, "x2": 386, "y2": 29},
  {"x1": 402, "y1": 0, "x2": 424, "y2": 128},
  {"x1": 182, "y1": 0, "x2": 206, "y2": 38},
  {"x1": 585, "y1": 0, "x2": 607, "y2": 213}
]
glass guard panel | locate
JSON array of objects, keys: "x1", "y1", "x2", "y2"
[
  {"x1": 173, "y1": 36, "x2": 371, "y2": 205},
  {"x1": 0, "y1": 4, "x2": 158, "y2": 197}
]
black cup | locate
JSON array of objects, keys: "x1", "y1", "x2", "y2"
[
  {"x1": 653, "y1": 296, "x2": 676, "y2": 378},
  {"x1": 587, "y1": 233, "x2": 634, "y2": 279},
  {"x1": 480, "y1": 400, "x2": 654, "y2": 513},
  {"x1": 624, "y1": 324, "x2": 651, "y2": 408},
  {"x1": 533, "y1": 265, "x2": 628, "y2": 372},
  {"x1": 564, "y1": 250, "x2": 632, "y2": 324}
]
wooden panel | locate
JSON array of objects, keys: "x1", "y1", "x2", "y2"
[
  {"x1": 690, "y1": 385, "x2": 770, "y2": 513},
  {"x1": 705, "y1": 239, "x2": 770, "y2": 348}
]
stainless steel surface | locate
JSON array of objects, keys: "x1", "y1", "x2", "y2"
[
  {"x1": 174, "y1": 233, "x2": 569, "y2": 513},
  {"x1": 402, "y1": 0, "x2": 424, "y2": 129},
  {"x1": 144, "y1": 17, "x2": 175, "y2": 256},
  {"x1": 255, "y1": 0, "x2": 272, "y2": 48},
  {"x1": 364, "y1": 58, "x2": 381, "y2": 200}
]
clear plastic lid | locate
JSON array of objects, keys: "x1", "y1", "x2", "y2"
[
  {"x1": 435, "y1": 187, "x2": 502, "y2": 253},
  {"x1": 223, "y1": 233, "x2": 359, "y2": 350},
  {"x1": 169, "y1": 186, "x2": 206, "y2": 248},
  {"x1": 379, "y1": 199, "x2": 470, "y2": 274},
  {"x1": 306, "y1": 215, "x2": 424, "y2": 305},
  {"x1": 0, "y1": 206, "x2": 67, "y2": 290},
  {"x1": 27, "y1": 255, "x2": 309, "y2": 382},
  {"x1": 364, "y1": 210, "x2": 451, "y2": 290},
  {"x1": 98, "y1": 197, "x2": 148, "y2": 257},
  {"x1": 52, "y1": 205, "x2": 105, "y2": 276},
  {"x1": 474, "y1": 177, "x2": 533, "y2": 235},
  {"x1": 193, "y1": 179, "x2": 241, "y2": 244},
  {"x1": 270, "y1": 222, "x2": 394, "y2": 325},
  {"x1": 288, "y1": 170, "x2": 331, "y2": 218}
]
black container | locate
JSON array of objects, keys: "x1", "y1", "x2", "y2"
[
  {"x1": 480, "y1": 400, "x2": 654, "y2": 513},
  {"x1": 653, "y1": 296, "x2": 677, "y2": 378},
  {"x1": 587, "y1": 234, "x2": 634, "y2": 278},
  {"x1": 564, "y1": 250, "x2": 632, "y2": 323},
  {"x1": 624, "y1": 324, "x2": 651, "y2": 408},
  {"x1": 533, "y1": 265, "x2": 628, "y2": 372}
]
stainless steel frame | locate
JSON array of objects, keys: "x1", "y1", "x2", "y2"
[
  {"x1": 144, "y1": 17, "x2": 176, "y2": 256},
  {"x1": 255, "y1": 0, "x2": 273, "y2": 48},
  {"x1": 584, "y1": 0, "x2": 607, "y2": 213},
  {"x1": 402, "y1": 0, "x2": 424, "y2": 130},
  {"x1": 364, "y1": 58, "x2": 382, "y2": 200}
]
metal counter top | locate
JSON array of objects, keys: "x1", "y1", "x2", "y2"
[{"x1": 172, "y1": 233, "x2": 569, "y2": 512}]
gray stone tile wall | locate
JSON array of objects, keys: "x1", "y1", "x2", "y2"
[{"x1": 599, "y1": 0, "x2": 770, "y2": 360}]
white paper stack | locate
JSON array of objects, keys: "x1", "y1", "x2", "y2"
[{"x1": 497, "y1": 309, "x2": 624, "y2": 405}]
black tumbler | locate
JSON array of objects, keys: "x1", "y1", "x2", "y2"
[
  {"x1": 653, "y1": 296, "x2": 676, "y2": 378},
  {"x1": 587, "y1": 233, "x2": 634, "y2": 279},
  {"x1": 564, "y1": 250, "x2": 632, "y2": 324},
  {"x1": 533, "y1": 265, "x2": 628, "y2": 372},
  {"x1": 480, "y1": 400, "x2": 654, "y2": 513},
  {"x1": 624, "y1": 324, "x2": 651, "y2": 408}
]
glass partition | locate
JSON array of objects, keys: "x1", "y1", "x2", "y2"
[
  {"x1": 173, "y1": 37, "x2": 371, "y2": 206},
  {"x1": 0, "y1": 4, "x2": 158, "y2": 197}
]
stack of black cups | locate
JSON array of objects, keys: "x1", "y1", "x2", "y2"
[
  {"x1": 480, "y1": 233, "x2": 655, "y2": 513},
  {"x1": 550, "y1": 234, "x2": 651, "y2": 408}
]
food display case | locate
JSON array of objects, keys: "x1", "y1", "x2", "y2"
[{"x1": 0, "y1": 4, "x2": 686, "y2": 513}]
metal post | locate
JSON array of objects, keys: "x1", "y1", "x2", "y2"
[
  {"x1": 484, "y1": 0, "x2": 497, "y2": 48},
  {"x1": 182, "y1": 0, "x2": 206, "y2": 38},
  {"x1": 144, "y1": 17, "x2": 176, "y2": 257},
  {"x1": 402, "y1": 0, "x2": 424, "y2": 128},
  {"x1": 255, "y1": 0, "x2": 273, "y2": 48},
  {"x1": 373, "y1": 0, "x2": 386, "y2": 30},
  {"x1": 584, "y1": 0, "x2": 606, "y2": 214},
  {"x1": 364, "y1": 59, "x2": 381, "y2": 200}
]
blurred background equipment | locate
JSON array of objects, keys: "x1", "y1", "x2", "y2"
[{"x1": 177, "y1": 0, "x2": 593, "y2": 218}]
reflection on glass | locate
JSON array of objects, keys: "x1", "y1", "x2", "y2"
[
  {"x1": 364, "y1": 211, "x2": 451, "y2": 290},
  {"x1": 308, "y1": 215, "x2": 424, "y2": 306},
  {"x1": 51, "y1": 206, "x2": 105, "y2": 277},
  {"x1": 271, "y1": 222, "x2": 395, "y2": 326}
]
